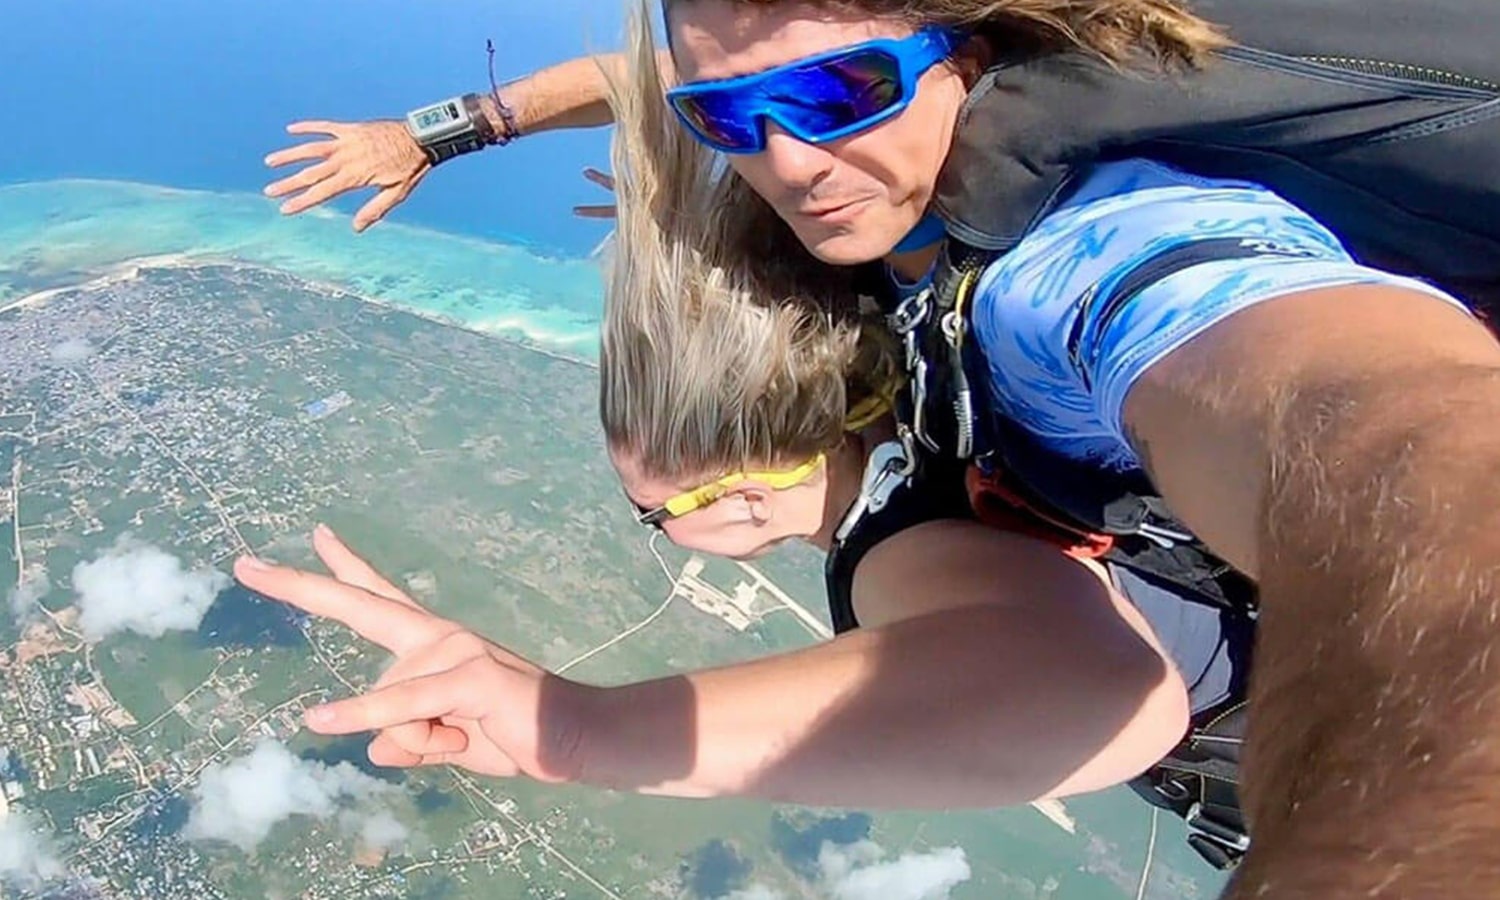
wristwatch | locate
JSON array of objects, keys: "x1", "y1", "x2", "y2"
[{"x1": 404, "y1": 93, "x2": 499, "y2": 165}]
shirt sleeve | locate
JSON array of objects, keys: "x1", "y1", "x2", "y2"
[{"x1": 1079, "y1": 242, "x2": 1470, "y2": 448}]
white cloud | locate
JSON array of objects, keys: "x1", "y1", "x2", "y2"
[
  {"x1": 0, "y1": 810, "x2": 66, "y2": 889},
  {"x1": 72, "y1": 535, "x2": 229, "y2": 640},
  {"x1": 49, "y1": 338, "x2": 96, "y2": 365},
  {"x1": 718, "y1": 840, "x2": 971, "y2": 900},
  {"x1": 185, "y1": 741, "x2": 408, "y2": 853},
  {"x1": 820, "y1": 841, "x2": 971, "y2": 900},
  {"x1": 340, "y1": 807, "x2": 409, "y2": 852},
  {"x1": 6, "y1": 572, "x2": 50, "y2": 622}
]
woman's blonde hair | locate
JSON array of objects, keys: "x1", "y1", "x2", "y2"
[{"x1": 599, "y1": 5, "x2": 898, "y2": 481}]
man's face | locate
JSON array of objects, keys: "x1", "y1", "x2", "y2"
[{"x1": 668, "y1": 0, "x2": 970, "y2": 266}]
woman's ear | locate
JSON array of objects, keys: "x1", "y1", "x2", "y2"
[{"x1": 735, "y1": 486, "x2": 775, "y2": 526}]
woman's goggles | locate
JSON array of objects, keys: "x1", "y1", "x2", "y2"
[
  {"x1": 666, "y1": 27, "x2": 965, "y2": 155},
  {"x1": 630, "y1": 453, "x2": 827, "y2": 529}
]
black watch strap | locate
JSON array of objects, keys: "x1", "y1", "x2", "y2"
[
  {"x1": 419, "y1": 93, "x2": 496, "y2": 166},
  {"x1": 422, "y1": 133, "x2": 487, "y2": 165}
]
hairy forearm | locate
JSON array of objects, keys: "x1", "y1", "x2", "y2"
[
  {"x1": 574, "y1": 603, "x2": 1181, "y2": 809},
  {"x1": 1230, "y1": 364, "x2": 1500, "y2": 896},
  {"x1": 477, "y1": 50, "x2": 675, "y2": 137}
]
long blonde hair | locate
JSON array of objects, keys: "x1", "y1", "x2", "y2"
[{"x1": 599, "y1": 5, "x2": 898, "y2": 481}]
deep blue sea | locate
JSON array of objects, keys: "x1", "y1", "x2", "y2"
[{"x1": 0, "y1": 0, "x2": 618, "y2": 258}]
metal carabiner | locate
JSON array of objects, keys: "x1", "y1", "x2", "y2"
[
  {"x1": 833, "y1": 440, "x2": 915, "y2": 543},
  {"x1": 940, "y1": 309, "x2": 966, "y2": 348},
  {"x1": 888, "y1": 287, "x2": 932, "y2": 335}
]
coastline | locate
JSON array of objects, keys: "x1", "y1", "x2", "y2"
[
  {"x1": 0, "y1": 178, "x2": 607, "y2": 356},
  {"x1": 0, "y1": 252, "x2": 600, "y2": 371}
]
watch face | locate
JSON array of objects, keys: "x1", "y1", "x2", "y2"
[{"x1": 414, "y1": 104, "x2": 459, "y2": 132}]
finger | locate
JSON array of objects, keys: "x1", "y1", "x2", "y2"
[
  {"x1": 264, "y1": 140, "x2": 338, "y2": 169},
  {"x1": 381, "y1": 719, "x2": 469, "y2": 756},
  {"x1": 278, "y1": 173, "x2": 356, "y2": 216},
  {"x1": 582, "y1": 167, "x2": 616, "y2": 191},
  {"x1": 311, "y1": 524, "x2": 419, "y2": 608},
  {"x1": 352, "y1": 182, "x2": 415, "y2": 234},
  {"x1": 233, "y1": 556, "x2": 437, "y2": 652},
  {"x1": 286, "y1": 120, "x2": 349, "y2": 137},
  {"x1": 263, "y1": 159, "x2": 337, "y2": 201},
  {"x1": 368, "y1": 732, "x2": 483, "y2": 772},
  {"x1": 306, "y1": 659, "x2": 494, "y2": 735},
  {"x1": 367, "y1": 731, "x2": 421, "y2": 767},
  {"x1": 573, "y1": 204, "x2": 618, "y2": 220}
]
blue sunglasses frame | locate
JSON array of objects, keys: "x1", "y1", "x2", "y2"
[{"x1": 666, "y1": 26, "x2": 966, "y2": 155}]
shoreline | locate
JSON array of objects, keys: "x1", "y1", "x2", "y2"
[
  {"x1": 0, "y1": 176, "x2": 589, "y2": 266},
  {"x1": 0, "y1": 253, "x2": 599, "y2": 371}
]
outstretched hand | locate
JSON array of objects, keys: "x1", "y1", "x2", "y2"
[
  {"x1": 234, "y1": 525, "x2": 595, "y2": 781},
  {"x1": 264, "y1": 120, "x2": 431, "y2": 232}
]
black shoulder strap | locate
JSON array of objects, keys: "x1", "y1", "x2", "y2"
[{"x1": 824, "y1": 447, "x2": 979, "y2": 634}]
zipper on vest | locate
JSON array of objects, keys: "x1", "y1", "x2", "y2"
[
  {"x1": 1298, "y1": 56, "x2": 1500, "y2": 93},
  {"x1": 1225, "y1": 46, "x2": 1496, "y2": 102}
]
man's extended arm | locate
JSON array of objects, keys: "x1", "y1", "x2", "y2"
[
  {"x1": 265, "y1": 50, "x2": 662, "y2": 229},
  {"x1": 477, "y1": 51, "x2": 665, "y2": 136},
  {"x1": 1124, "y1": 284, "x2": 1500, "y2": 895}
]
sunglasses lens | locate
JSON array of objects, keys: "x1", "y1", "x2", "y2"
[
  {"x1": 672, "y1": 92, "x2": 762, "y2": 151},
  {"x1": 776, "y1": 49, "x2": 904, "y2": 137},
  {"x1": 671, "y1": 47, "x2": 904, "y2": 152}
]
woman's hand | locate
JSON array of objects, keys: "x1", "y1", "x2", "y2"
[
  {"x1": 573, "y1": 166, "x2": 617, "y2": 220},
  {"x1": 234, "y1": 525, "x2": 597, "y2": 781},
  {"x1": 263, "y1": 121, "x2": 431, "y2": 232}
]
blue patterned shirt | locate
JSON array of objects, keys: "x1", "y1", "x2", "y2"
[{"x1": 969, "y1": 159, "x2": 1465, "y2": 472}]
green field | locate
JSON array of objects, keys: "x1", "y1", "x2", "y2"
[{"x1": 0, "y1": 262, "x2": 1225, "y2": 899}]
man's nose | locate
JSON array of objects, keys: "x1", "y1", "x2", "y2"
[{"x1": 757, "y1": 122, "x2": 835, "y2": 192}]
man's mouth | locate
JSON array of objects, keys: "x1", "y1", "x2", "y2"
[{"x1": 799, "y1": 197, "x2": 872, "y2": 223}]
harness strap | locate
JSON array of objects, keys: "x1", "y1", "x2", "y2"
[
  {"x1": 966, "y1": 466, "x2": 1115, "y2": 559},
  {"x1": 1133, "y1": 697, "x2": 1252, "y2": 870}
]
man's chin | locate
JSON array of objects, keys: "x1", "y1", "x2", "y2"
[{"x1": 795, "y1": 222, "x2": 900, "y2": 266}]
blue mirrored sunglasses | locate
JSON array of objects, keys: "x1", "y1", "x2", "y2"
[{"x1": 666, "y1": 27, "x2": 966, "y2": 155}]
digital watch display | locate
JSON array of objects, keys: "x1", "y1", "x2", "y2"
[
  {"x1": 404, "y1": 95, "x2": 493, "y2": 164},
  {"x1": 406, "y1": 98, "x2": 471, "y2": 143}
]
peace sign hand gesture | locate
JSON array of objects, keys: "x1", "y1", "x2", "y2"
[{"x1": 234, "y1": 526, "x2": 597, "y2": 782}]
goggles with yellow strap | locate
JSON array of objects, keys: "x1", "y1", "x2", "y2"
[
  {"x1": 631, "y1": 453, "x2": 828, "y2": 529},
  {"x1": 630, "y1": 382, "x2": 901, "y2": 529}
]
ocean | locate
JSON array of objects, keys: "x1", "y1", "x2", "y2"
[
  {"x1": 0, "y1": 0, "x2": 621, "y2": 259},
  {"x1": 0, "y1": 178, "x2": 607, "y2": 354}
]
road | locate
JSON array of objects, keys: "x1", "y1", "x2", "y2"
[{"x1": 734, "y1": 560, "x2": 832, "y2": 640}]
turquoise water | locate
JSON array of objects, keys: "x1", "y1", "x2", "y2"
[{"x1": 0, "y1": 179, "x2": 606, "y2": 354}]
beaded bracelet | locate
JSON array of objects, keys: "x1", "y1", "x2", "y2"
[{"x1": 486, "y1": 39, "x2": 522, "y2": 145}]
